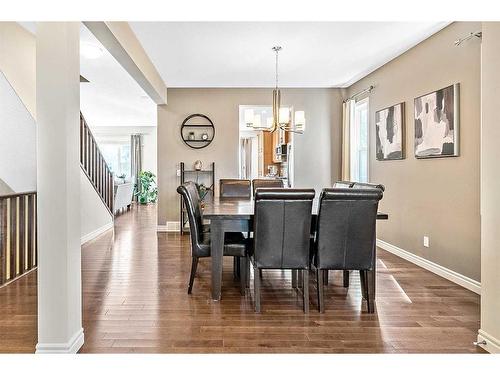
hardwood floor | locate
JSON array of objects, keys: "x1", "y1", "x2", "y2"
[{"x1": 0, "y1": 204, "x2": 483, "y2": 353}]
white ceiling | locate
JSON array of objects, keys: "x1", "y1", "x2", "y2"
[
  {"x1": 129, "y1": 22, "x2": 449, "y2": 88},
  {"x1": 18, "y1": 22, "x2": 157, "y2": 127},
  {"x1": 79, "y1": 25, "x2": 157, "y2": 127}
]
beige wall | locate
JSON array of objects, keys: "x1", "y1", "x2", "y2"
[
  {"x1": 479, "y1": 22, "x2": 500, "y2": 352},
  {"x1": 157, "y1": 88, "x2": 343, "y2": 225},
  {"x1": 346, "y1": 22, "x2": 481, "y2": 281},
  {"x1": 0, "y1": 22, "x2": 36, "y2": 117}
]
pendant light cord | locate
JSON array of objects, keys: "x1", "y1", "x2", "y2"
[{"x1": 275, "y1": 48, "x2": 279, "y2": 89}]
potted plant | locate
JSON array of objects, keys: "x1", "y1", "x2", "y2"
[
  {"x1": 135, "y1": 171, "x2": 158, "y2": 204},
  {"x1": 196, "y1": 183, "x2": 209, "y2": 208}
]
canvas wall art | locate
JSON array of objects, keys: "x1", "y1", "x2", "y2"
[
  {"x1": 375, "y1": 102, "x2": 405, "y2": 160},
  {"x1": 414, "y1": 84, "x2": 460, "y2": 158}
]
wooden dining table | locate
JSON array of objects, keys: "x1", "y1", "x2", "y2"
[{"x1": 203, "y1": 196, "x2": 389, "y2": 301}]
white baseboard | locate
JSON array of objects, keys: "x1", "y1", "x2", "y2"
[
  {"x1": 36, "y1": 328, "x2": 84, "y2": 354},
  {"x1": 157, "y1": 221, "x2": 180, "y2": 232},
  {"x1": 477, "y1": 329, "x2": 500, "y2": 353},
  {"x1": 377, "y1": 239, "x2": 481, "y2": 295},
  {"x1": 81, "y1": 221, "x2": 114, "y2": 245}
]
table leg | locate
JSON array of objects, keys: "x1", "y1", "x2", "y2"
[{"x1": 211, "y1": 220, "x2": 224, "y2": 301}]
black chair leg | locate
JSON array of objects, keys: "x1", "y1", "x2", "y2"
[
  {"x1": 343, "y1": 270, "x2": 350, "y2": 287},
  {"x1": 239, "y1": 257, "x2": 247, "y2": 296},
  {"x1": 254, "y1": 265, "x2": 261, "y2": 313},
  {"x1": 359, "y1": 270, "x2": 368, "y2": 301},
  {"x1": 292, "y1": 270, "x2": 297, "y2": 288},
  {"x1": 245, "y1": 256, "x2": 250, "y2": 288},
  {"x1": 317, "y1": 269, "x2": 325, "y2": 313},
  {"x1": 188, "y1": 257, "x2": 199, "y2": 294},
  {"x1": 303, "y1": 270, "x2": 309, "y2": 313},
  {"x1": 367, "y1": 270, "x2": 376, "y2": 313},
  {"x1": 233, "y1": 257, "x2": 241, "y2": 280},
  {"x1": 323, "y1": 270, "x2": 329, "y2": 285},
  {"x1": 298, "y1": 269, "x2": 304, "y2": 291}
]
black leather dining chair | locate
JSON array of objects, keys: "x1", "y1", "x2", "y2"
[
  {"x1": 252, "y1": 179, "x2": 283, "y2": 196},
  {"x1": 219, "y1": 179, "x2": 251, "y2": 198},
  {"x1": 177, "y1": 182, "x2": 250, "y2": 295},
  {"x1": 334, "y1": 180, "x2": 385, "y2": 192},
  {"x1": 312, "y1": 188, "x2": 383, "y2": 313},
  {"x1": 330, "y1": 181, "x2": 385, "y2": 287},
  {"x1": 250, "y1": 188, "x2": 315, "y2": 313}
]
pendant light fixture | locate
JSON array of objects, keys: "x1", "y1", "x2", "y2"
[{"x1": 246, "y1": 46, "x2": 306, "y2": 134}]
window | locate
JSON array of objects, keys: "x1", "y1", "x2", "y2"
[
  {"x1": 100, "y1": 143, "x2": 131, "y2": 179},
  {"x1": 350, "y1": 98, "x2": 369, "y2": 182}
]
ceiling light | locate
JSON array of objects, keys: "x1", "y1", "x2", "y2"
[
  {"x1": 80, "y1": 42, "x2": 104, "y2": 59},
  {"x1": 246, "y1": 46, "x2": 305, "y2": 134}
]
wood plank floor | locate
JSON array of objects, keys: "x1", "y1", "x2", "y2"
[{"x1": 0, "y1": 204, "x2": 483, "y2": 353}]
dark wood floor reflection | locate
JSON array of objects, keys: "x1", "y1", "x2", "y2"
[{"x1": 0, "y1": 204, "x2": 483, "y2": 353}]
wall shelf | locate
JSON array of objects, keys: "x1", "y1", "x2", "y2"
[
  {"x1": 179, "y1": 161, "x2": 215, "y2": 234},
  {"x1": 180, "y1": 114, "x2": 215, "y2": 149}
]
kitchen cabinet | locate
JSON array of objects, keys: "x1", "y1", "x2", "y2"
[{"x1": 263, "y1": 131, "x2": 274, "y2": 170}]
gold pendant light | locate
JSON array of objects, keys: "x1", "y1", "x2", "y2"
[{"x1": 245, "y1": 46, "x2": 306, "y2": 134}]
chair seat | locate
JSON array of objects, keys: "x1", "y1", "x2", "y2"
[{"x1": 197, "y1": 232, "x2": 249, "y2": 258}]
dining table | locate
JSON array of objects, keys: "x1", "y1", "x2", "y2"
[{"x1": 203, "y1": 196, "x2": 389, "y2": 301}]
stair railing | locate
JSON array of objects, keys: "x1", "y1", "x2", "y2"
[{"x1": 80, "y1": 113, "x2": 114, "y2": 215}]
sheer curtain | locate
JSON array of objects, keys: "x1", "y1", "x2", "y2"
[
  {"x1": 341, "y1": 99, "x2": 354, "y2": 181},
  {"x1": 131, "y1": 134, "x2": 143, "y2": 200},
  {"x1": 240, "y1": 138, "x2": 252, "y2": 179}
]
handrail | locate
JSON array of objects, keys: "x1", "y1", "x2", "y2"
[
  {"x1": 80, "y1": 113, "x2": 114, "y2": 215},
  {"x1": 0, "y1": 191, "x2": 37, "y2": 287},
  {"x1": 0, "y1": 191, "x2": 37, "y2": 200}
]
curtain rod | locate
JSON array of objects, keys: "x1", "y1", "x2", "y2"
[{"x1": 343, "y1": 85, "x2": 374, "y2": 103}]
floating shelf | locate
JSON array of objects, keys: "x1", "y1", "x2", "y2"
[{"x1": 181, "y1": 114, "x2": 215, "y2": 149}]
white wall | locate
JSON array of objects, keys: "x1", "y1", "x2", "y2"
[
  {"x1": 80, "y1": 169, "x2": 113, "y2": 243},
  {"x1": 0, "y1": 70, "x2": 36, "y2": 193},
  {"x1": 0, "y1": 22, "x2": 36, "y2": 118}
]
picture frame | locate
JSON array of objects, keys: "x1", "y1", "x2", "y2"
[
  {"x1": 375, "y1": 102, "x2": 405, "y2": 161},
  {"x1": 414, "y1": 83, "x2": 460, "y2": 159}
]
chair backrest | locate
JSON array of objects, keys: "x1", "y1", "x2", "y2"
[
  {"x1": 253, "y1": 188, "x2": 315, "y2": 269},
  {"x1": 334, "y1": 180, "x2": 385, "y2": 192},
  {"x1": 252, "y1": 179, "x2": 284, "y2": 196},
  {"x1": 315, "y1": 188, "x2": 383, "y2": 270},
  {"x1": 219, "y1": 179, "x2": 251, "y2": 198},
  {"x1": 177, "y1": 182, "x2": 203, "y2": 249},
  {"x1": 333, "y1": 181, "x2": 355, "y2": 188}
]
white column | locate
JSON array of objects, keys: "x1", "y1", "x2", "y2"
[
  {"x1": 479, "y1": 22, "x2": 500, "y2": 354},
  {"x1": 36, "y1": 22, "x2": 83, "y2": 354}
]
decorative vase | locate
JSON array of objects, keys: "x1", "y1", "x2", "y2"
[{"x1": 194, "y1": 160, "x2": 203, "y2": 171}]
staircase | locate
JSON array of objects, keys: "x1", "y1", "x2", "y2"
[
  {"x1": 0, "y1": 114, "x2": 114, "y2": 288},
  {"x1": 80, "y1": 113, "x2": 114, "y2": 215}
]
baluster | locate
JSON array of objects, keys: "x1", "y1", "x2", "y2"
[
  {"x1": 18, "y1": 196, "x2": 26, "y2": 276},
  {"x1": 80, "y1": 117, "x2": 84, "y2": 165},
  {"x1": 0, "y1": 198, "x2": 7, "y2": 284},
  {"x1": 33, "y1": 194, "x2": 37, "y2": 267},
  {"x1": 9, "y1": 197, "x2": 17, "y2": 280},
  {"x1": 27, "y1": 195, "x2": 33, "y2": 270}
]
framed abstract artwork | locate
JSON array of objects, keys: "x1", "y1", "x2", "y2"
[
  {"x1": 375, "y1": 102, "x2": 405, "y2": 160},
  {"x1": 414, "y1": 83, "x2": 460, "y2": 158}
]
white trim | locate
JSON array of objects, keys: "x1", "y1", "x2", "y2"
[
  {"x1": 157, "y1": 221, "x2": 180, "y2": 232},
  {"x1": 477, "y1": 330, "x2": 500, "y2": 354},
  {"x1": 377, "y1": 239, "x2": 481, "y2": 295},
  {"x1": 36, "y1": 328, "x2": 84, "y2": 354},
  {"x1": 81, "y1": 221, "x2": 114, "y2": 245}
]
